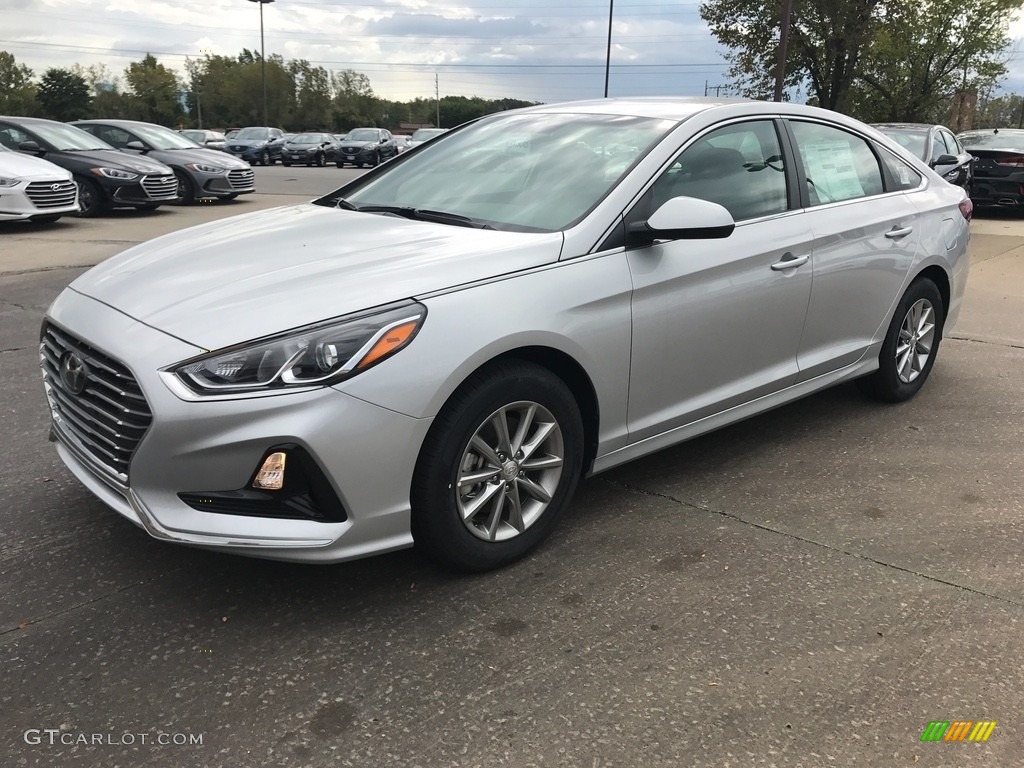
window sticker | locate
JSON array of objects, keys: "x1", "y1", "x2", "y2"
[{"x1": 801, "y1": 140, "x2": 865, "y2": 201}]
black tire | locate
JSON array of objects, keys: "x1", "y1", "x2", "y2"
[
  {"x1": 74, "y1": 176, "x2": 104, "y2": 217},
  {"x1": 259, "y1": 149, "x2": 270, "y2": 166},
  {"x1": 411, "y1": 361, "x2": 584, "y2": 572},
  {"x1": 356, "y1": 162, "x2": 364, "y2": 169},
  {"x1": 315, "y1": 152, "x2": 326, "y2": 167},
  {"x1": 857, "y1": 277, "x2": 944, "y2": 403},
  {"x1": 336, "y1": 162, "x2": 344, "y2": 169},
  {"x1": 30, "y1": 214, "x2": 62, "y2": 224},
  {"x1": 282, "y1": 161, "x2": 291, "y2": 167},
  {"x1": 370, "y1": 151, "x2": 380, "y2": 167},
  {"x1": 174, "y1": 170, "x2": 196, "y2": 205}
]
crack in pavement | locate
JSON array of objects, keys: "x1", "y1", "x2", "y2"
[
  {"x1": 0, "y1": 264, "x2": 95, "y2": 277},
  {"x1": 602, "y1": 477, "x2": 1024, "y2": 611},
  {"x1": 949, "y1": 333, "x2": 1024, "y2": 351},
  {"x1": 0, "y1": 346, "x2": 31, "y2": 354}
]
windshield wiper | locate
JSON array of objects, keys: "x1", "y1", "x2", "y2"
[
  {"x1": 355, "y1": 205, "x2": 494, "y2": 229},
  {"x1": 334, "y1": 198, "x2": 359, "y2": 211}
]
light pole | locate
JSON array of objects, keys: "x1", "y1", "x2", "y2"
[
  {"x1": 604, "y1": 0, "x2": 614, "y2": 97},
  {"x1": 248, "y1": 0, "x2": 274, "y2": 126}
]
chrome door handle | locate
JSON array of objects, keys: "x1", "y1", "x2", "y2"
[
  {"x1": 885, "y1": 226, "x2": 913, "y2": 239},
  {"x1": 770, "y1": 253, "x2": 809, "y2": 271}
]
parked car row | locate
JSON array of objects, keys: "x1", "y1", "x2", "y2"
[
  {"x1": 873, "y1": 121, "x2": 1024, "y2": 212},
  {"x1": 0, "y1": 115, "x2": 256, "y2": 219}
]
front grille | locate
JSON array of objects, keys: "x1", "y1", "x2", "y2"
[
  {"x1": 227, "y1": 168, "x2": 255, "y2": 190},
  {"x1": 141, "y1": 175, "x2": 178, "y2": 200},
  {"x1": 341, "y1": 146, "x2": 362, "y2": 154},
  {"x1": 25, "y1": 180, "x2": 77, "y2": 209},
  {"x1": 40, "y1": 323, "x2": 152, "y2": 481},
  {"x1": 230, "y1": 145, "x2": 246, "y2": 152}
]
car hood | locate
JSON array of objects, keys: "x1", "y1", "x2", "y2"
[
  {"x1": 144, "y1": 148, "x2": 249, "y2": 169},
  {"x1": 0, "y1": 151, "x2": 72, "y2": 180},
  {"x1": 69, "y1": 203, "x2": 564, "y2": 351},
  {"x1": 339, "y1": 140, "x2": 376, "y2": 148},
  {"x1": 283, "y1": 143, "x2": 320, "y2": 150},
  {"x1": 54, "y1": 149, "x2": 173, "y2": 174},
  {"x1": 227, "y1": 138, "x2": 269, "y2": 148}
]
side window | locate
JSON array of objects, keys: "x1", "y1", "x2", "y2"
[
  {"x1": 649, "y1": 120, "x2": 789, "y2": 222},
  {"x1": 878, "y1": 151, "x2": 922, "y2": 192},
  {"x1": 931, "y1": 132, "x2": 947, "y2": 161},
  {"x1": 98, "y1": 126, "x2": 132, "y2": 148},
  {"x1": 789, "y1": 121, "x2": 885, "y2": 205},
  {"x1": 940, "y1": 130, "x2": 960, "y2": 155},
  {"x1": 0, "y1": 125, "x2": 30, "y2": 149}
]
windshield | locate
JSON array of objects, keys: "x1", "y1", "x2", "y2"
[
  {"x1": 181, "y1": 130, "x2": 204, "y2": 142},
  {"x1": 412, "y1": 128, "x2": 445, "y2": 142},
  {"x1": 331, "y1": 112, "x2": 673, "y2": 232},
  {"x1": 346, "y1": 129, "x2": 379, "y2": 142},
  {"x1": 130, "y1": 123, "x2": 200, "y2": 150},
  {"x1": 28, "y1": 122, "x2": 113, "y2": 151},
  {"x1": 958, "y1": 131, "x2": 1024, "y2": 148},
  {"x1": 877, "y1": 128, "x2": 927, "y2": 160},
  {"x1": 236, "y1": 127, "x2": 269, "y2": 140},
  {"x1": 290, "y1": 134, "x2": 324, "y2": 144}
]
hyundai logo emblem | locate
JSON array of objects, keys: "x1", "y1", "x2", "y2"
[
  {"x1": 51, "y1": 183, "x2": 62, "y2": 191},
  {"x1": 59, "y1": 351, "x2": 88, "y2": 395}
]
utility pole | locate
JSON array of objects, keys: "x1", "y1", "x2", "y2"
[
  {"x1": 772, "y1": 0, "x2": 793, "y2": 102},
  {"x1": 435, "y1": 73, "x2": 440, "y2": 128},
  {"x1": 604, "y1": 0, "x2": 614, "y2": 97},
  {"x1": 196, "y1": 88, "x2": 203, "y2": 128}
]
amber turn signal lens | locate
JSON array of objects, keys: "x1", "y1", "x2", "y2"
[
  {"x1": 253, "y1": 451, "x2": 287, "y2": 490},
  {"x1": 356, "y1": 321, "x2": 419, "y2": 369}
]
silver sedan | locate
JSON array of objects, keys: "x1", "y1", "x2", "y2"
[{"x1": 41, "y1": 98, "x2": 971, "y2": 571}]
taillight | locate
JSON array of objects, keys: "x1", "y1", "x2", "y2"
[
  {"x1": 959, "y1": 197, "x2": 973, "y2": 221},
  {"x1": 995, "y1": 155, "x2": 1024, "y2": 167}
]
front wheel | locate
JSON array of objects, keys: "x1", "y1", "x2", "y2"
[
  {"x1": 259, "y1": 149, "x2": 270, "y2": 166},
  {"x1": 315, "y1": 152, "x2": 326, "y2": 167},
  {"x1": 412, "y1": 361, "x2": 584, "y2": 571},
  {"x1": 75, "y1": 176, "x2": 104, "y2": 217},
  {"x1": 857, "y1": 278, "x2": 944, "y2": 402},
  {"x1": 174, "y1": 169, "x2": 196, "y2": 205}
]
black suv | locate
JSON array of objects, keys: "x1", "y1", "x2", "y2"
[
  {"x1": 225, "y1": 127, "x2": 286, "y2": 166},
  {"x1": 336, "y1": 128, "x2": 398, "y2": 168},
  {"x1": 0, "y1": 116, "x2": 178, "y2": 216}
]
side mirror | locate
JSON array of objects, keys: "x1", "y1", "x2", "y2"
[
  {"x1": 930, "y1": 153, "x2": 957, "y2": 167},
  {"x1": 125, "y1": 140, "x2": 146, "y2": 152},
  {"x1": 628, "y1": 196, "x2": 736, "y2": 242},
  {"x1": 18, "y1": 140, "x2": 42, "y2": 154}
]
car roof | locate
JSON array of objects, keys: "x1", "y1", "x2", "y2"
[
  {"x1": 0, "y1": 115, "x2": 71, "y2": 125},
  {"x1": 872, "y1": 123, "x2": 937, "y2": 131},
  {"x1": 71, "y1": 119, "x2": 164, "y2": 128}
]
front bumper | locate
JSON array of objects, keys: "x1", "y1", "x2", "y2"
[
  {"x1": 103, "y1": 174, "x2": 179, "y2": 206},
  {"x1": 0, "y1": 178, "x2": 79, "y2": 220},
  {"x1": 226, "y1": 145, "x2": 269, "y2": 163},
  {"x1": 189, "y1": 166, "x2": 255, "y2": 197},
  {"x1": 337, "y1": 146, "x2": 376, "y2": 164},
  {"x1": 43, "y1": 288, "x2": 431, "y2": 563}
]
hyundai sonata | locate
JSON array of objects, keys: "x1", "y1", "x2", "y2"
[{"x1": 41, "y1": 98, "x2": 971, "y2": 570}]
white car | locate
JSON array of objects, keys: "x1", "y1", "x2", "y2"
[{"x1": 0, "y1": 142, "x2": 79, "y2": 223}]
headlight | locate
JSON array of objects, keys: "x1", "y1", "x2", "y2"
[
  {"x1": 90, "y1": 167, "x2": 139, "y2": 180},
  {"x1": 0, "y1": 177, "x2": 21, "y2": 187},
  {"x1": 306, "y1": 147, "x2": 318, "y2": 153},
  {"x1": 185, "y1": 163, "x2": 226, "y2": 173},
  {"x1": 170, "y1": 303, "x2": 426, "y2": 395}
]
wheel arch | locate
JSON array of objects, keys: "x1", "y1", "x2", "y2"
[
  {"x1": 914, "y1": 264, "x2": 951, "y2": 320},
  {"x1": 422, "y1": 345, "x2": 601, "y2": 476}
]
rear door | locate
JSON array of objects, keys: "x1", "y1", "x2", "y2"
[{"x1": 785, "y1": 119, "x2": 922, "y2": 381}]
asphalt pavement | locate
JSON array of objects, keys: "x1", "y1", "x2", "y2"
[{"x1": 1, "y1": 168, "x2": 1023, "y2": 767}]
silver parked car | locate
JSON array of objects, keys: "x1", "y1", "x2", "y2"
[{"x1": 41, "y1": 98, "x2": 971, "y2": 571}]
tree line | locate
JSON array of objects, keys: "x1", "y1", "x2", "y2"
[
  {"x1": 0, "y1": 49, "x2": 539, "y2": 132},
  {"x1": 700, "y1": 0, "x2": 1024, "y2": 128}
]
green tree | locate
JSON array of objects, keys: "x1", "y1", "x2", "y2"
[
  {"x1": 700, "y1": 0, "x2": 883, "y2": 111},
  {"x1": 290, "y1": 60, "x2": 333, "y2": 129},
  {"x1": 37, "y1": 67, "x2": 91, "y2": 121},
  {"x1": 332, "y1": 69, "x2": 377, "y2": 129},
  {"x1": 124, "y1": 54, "x2": 183, "y2": 126},
  {"x1": 975, "y1": 92, "x2": 1024, "y2": 128},
  {"x1": 851, "y1": 0, "x2": 1018, "y2": 122},
  {"x1": 0, "y1": 51, "x2": 37, "y2": 115}
]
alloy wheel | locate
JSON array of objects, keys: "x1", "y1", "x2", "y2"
[
  {"x1": 455, "y1": 401, "x2": 564, "y2": 542},
  {"x1": 896, "y1": 298, "x2": 935, "y2": 383}
]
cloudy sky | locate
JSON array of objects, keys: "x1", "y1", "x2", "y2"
[{"x1": 2, "y1": 0, "x2": 1024, "y2": 104}]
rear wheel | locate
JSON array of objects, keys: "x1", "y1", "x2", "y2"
[
  {"x1": 857, "y1": 278, "x2": 944, "y2": 402},
  {"x1": 412, "y1": 361, "x2": 584, "y2": 571}
]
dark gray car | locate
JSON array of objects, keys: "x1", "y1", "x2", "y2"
[
  {"x1": 336, "y1": 127, "x2": 398, "y2": 168},
  {"x1": 873, "y1": 123, "x2": 974, "y2": 193},
  {"x1": 73, "y1": 120, "x2": 255, "y2": 204}
]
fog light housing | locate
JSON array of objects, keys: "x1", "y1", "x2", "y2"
[
  {"x1": 253, "y1": 451, "x2": 287, "y2": 489},
  {"x1": 178, "y1": 445, "x2": 347, "y2": 522}
]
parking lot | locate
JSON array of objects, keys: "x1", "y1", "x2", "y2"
[{"x1": 2, "y1": 165, "x2": 1024, "y2": 767}]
